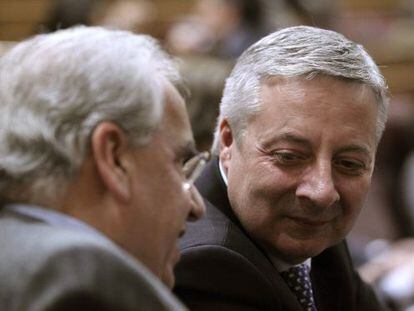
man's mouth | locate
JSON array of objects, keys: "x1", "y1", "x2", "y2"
[{"x1": 288, "y1": 216, "x2": 332, "y2": 227}]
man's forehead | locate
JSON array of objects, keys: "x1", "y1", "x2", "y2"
[
  {"x1": 241, "y1": 75, "x2": 379, "y2": 150},
  {"x1": 163, "y1": 83, "x2": 189, "y2": 126},
  {"x1": 161, "y1": 82, "x2": 195, "y2": 149},
  {"x1": 262, "y1": 75, "x2": 369, "y2": 90},
  {"x1": 258, "y1": 75, "x2": 379, "y2": 116}
]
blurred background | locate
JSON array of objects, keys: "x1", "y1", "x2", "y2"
[{"x1": 1, "y1": 0, "x2": 414, "y2": 309}]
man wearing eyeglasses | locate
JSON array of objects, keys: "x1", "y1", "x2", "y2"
[
  {"x1": 0, "y1": 26, "x2": 205, "y2": 310},
  {"x1": 174, "y1": 26, "x2": 389, "y2": 310}
]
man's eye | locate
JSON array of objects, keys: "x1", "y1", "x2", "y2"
[
  {"x1": 174, "y1": 157, "x2": 190, "y2": 177},
  {"x1": 271, "y1": 151, "x2": 306, "y2": 165},
  {"x1": 334, "y1": 159, "x2": 367, "y2": 175},
  {"x1": 182, "y1": 155, "x2": 195, "y2": 169}
]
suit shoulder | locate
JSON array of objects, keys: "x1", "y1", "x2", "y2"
[
  {"x1": 180, "y1": 199, "x2": 255, "y2": 250},
  {"x1": 177, "y1": 244, "x2": 274, "y2": 286},
  {"x1": 0, "y1": 216, "x2": 184, "y2": 311},
  {"x1": 179, "y1": 200, "x2": 231, "y2": 247},
  {"x1": 22, "y1": 244, "x2": 181, "y2": 310},
  {"x1": 179, "y1": 199, "x2": 274, "y2": 271},
  {"x1": 175, "y1": 244, "x2": 278, "y2": 310}
]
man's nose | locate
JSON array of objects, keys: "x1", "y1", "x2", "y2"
[
  {"x1": 295, "y1": 162, "x2": 340, "y2": 208},
  {"x1": 186, "y1": 184, "x2": 206, "y2": 222}
]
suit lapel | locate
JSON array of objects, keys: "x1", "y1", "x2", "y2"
[
  {"x1": 311, "y1": 241, "x2": 355, "y2": 311},
  {"x1": 195, "y1": 158, "x2": 240, "y2": 226},
  {"x1": 195, "y1": 158, "x2": 307, "y2": 310}
]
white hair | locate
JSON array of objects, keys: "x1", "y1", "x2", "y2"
[
  {"x1": 0, "y1": 26, "x2": 181, "y2": 203},
  {"x1": 211, "y1": 26, "x2": 389, "y2": 154}
]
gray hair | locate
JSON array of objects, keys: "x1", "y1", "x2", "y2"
[
  {"x1": 0, "y1": 26, "x2": 180, "y2": 203},
  {"x1": 211, "y1": 25, "x2": 389, "y2": 154}
]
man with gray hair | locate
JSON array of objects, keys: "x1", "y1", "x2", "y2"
[
  {"x1": 174, "y1": 26, "x2": 388, "y2": 310},
  {"x1": 0, "y1": 26, "x2": 206, "y2": 310}
]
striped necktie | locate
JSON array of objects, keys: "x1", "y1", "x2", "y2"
[{"x1": 280, "y1": 264, "x2": 317, "y2": 311}]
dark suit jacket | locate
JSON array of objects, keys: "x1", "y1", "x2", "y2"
[
  {"x1": 0, "y1": 206, "x2": 186, "y2": 311},
  {"x1": 174, "y1": 158, "x2": 386, "y2": 310}
]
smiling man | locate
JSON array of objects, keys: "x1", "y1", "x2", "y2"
[
  {"x1": 0, "y1": 27, "x2": 205, "y2": 310},
  {"x1": 174, "y1": 26, "x2": 389, "y2": 310}
]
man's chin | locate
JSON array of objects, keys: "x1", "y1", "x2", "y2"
[
  {"x1": 162, "y1": 266, "x2": 176, "y2": 289},
  {"x1": 268, "y1": 238, "x2": 333, "y2": 264},
  {"x1": 161, "y1": 245, "x2": 181, "y2": 288}
]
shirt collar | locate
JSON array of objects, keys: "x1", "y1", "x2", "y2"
[
  {"x1": 218, "y1": 159, "x2": 228, "y2": 186},
  {"x1": 269, "y1": 255, "x2": 312, "y2": 272},
  {"x1": 4, "y1": 203, "x2": 105, "y2": 240}
]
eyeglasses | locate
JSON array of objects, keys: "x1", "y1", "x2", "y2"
[{"x1": 183, "y1": 151, "x2": 210, "y2": 184}]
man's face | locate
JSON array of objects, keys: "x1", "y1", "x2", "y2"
[
  {"x1": 221, "y1": 76, "x2": 379, "y2": 264},
  {"x1": 122, "y1": 83, "x2": 204, "y2": 287}
]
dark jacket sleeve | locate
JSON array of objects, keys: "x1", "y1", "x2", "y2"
[
  {"x1": 311, "y1": 241, "x2": 390, "y2": 311},
  {"x1": 353, "y1": 269, "x2": 390, "y2": 311}
]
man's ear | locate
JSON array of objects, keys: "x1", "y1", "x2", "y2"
[
  {"x1": 219, "y1": 118, "x2": 234, "y2": 167},
  {"x1": 91, "y1": 122, "x2": 130, "y2": 203}
]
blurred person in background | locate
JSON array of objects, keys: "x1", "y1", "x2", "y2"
[
  {"x1": 93, "y1": 0, "x2": 157, "y2": 33},
  {"x1": 359, "y1": 239, "x2": 414, "y2": 310},
  {"x1": 178, "y1": 55, "x2": 233, "y2": 151},
  {"x1": 166, "y1": 0, "x2": 338, "y2": 60},
  {"x1": 0, "y1": 26, "x2": 205, "y2": 310},
  {"x1": 261, "y1": 0, "x2": 336, "y2": 29},
  {"x1": 40, "y1": 0, "x2": 100, "y2": 32},
  {"x1": 166, "y1": 0, "x2": 268, "y2": 59},
  {"x1": 41, "y1": 0, "x2": 156, "y2": 34}
]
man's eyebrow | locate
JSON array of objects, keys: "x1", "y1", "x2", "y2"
[
  {"x1": 263, "y1": 133, "x2": 373, "y2": 157},
  {"x1": 262, "y1": 132, "x2": 312, "y2": 149},
  {"x1": 335, "y1": 145, "x2": 372, "y2": 157}
]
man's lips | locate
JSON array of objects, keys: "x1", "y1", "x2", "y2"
[{"x1": 288, "y1": 216, "x2": 333, "y2": 226}]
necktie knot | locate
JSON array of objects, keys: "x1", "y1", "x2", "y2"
[{"x1": 280, "y1": 264, "x2": 317, "y2": 311}]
